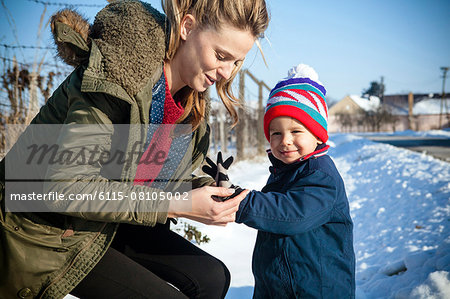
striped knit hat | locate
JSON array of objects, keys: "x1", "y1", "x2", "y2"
[{"x1": 264, "y1": 64, "x2": 328, "y2": 143}]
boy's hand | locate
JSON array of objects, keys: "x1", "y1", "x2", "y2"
[{"x1": 202, "y1": 152, "x2": 244, "y2": 201}]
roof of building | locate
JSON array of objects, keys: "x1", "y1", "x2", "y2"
[
  {"x1": 413, "y1": 97, "x2": 450, "y2": 115},
  {"x1": 349, "y1": 95, "x2": 380, "y2": 112},
  {"x1": 346, "y1": 94, "x2": 449, "y2": 115}
]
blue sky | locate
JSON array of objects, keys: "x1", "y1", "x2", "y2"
[{"x1": 1, "y1": 0, "x2": 449, "y2": 103}]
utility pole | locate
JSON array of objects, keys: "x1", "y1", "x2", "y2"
[
  {"x1": 439, "y1": 67, "x2": 449, "y2": 129},
  {"x1": 408, "y1": 92, "x2": 414, "y2": 130}
]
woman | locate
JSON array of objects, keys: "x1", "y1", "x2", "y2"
[{"x1": 0, "y1": 0, "x2": 269, "y2": 298}]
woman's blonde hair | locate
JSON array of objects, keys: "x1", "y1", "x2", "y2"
[{"x1": 162, "y1": 0, "x2": 269, "y2": 130}]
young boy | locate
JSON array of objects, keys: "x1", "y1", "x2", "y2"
[{"x1": 235, "y1": 64, "x2": 355, "y2": 298}]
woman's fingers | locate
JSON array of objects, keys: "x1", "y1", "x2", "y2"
[
  {"x1": 210, "y1": 189, "x2": 249, "y2": 221},
  {"x1": 207, "y1": 186, "x2": 236, "y2": 197},
  {"x1": 215, "y1": 193, "x2": 247, "y2": 217},
  {"x1": 179, "y1": 186, "x2": 250, "y2": 225}
]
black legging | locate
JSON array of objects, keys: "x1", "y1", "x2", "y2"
[{"x1": 71, "y1": 222, "x2": 231, "y2": 299}]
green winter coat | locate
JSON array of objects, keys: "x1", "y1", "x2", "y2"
[{"x1": 0, "y1": 1, "x2": 213, "y2": 298}]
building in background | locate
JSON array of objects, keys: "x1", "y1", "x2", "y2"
[{"x1": 329, "y1": 93, "x2": 449, "y2": 133}]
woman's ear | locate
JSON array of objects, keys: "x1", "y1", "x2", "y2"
[{"x1": 180, "y1": 14, "x2": 196, "y2": 41}]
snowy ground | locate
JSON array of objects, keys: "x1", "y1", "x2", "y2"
[{"x1": 66, "y1": 130, "x2": 450, "y2": 299}]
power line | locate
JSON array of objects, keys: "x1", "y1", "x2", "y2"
[{"x1": 24, "y1": 0, "x2": 105, "y2": 7}]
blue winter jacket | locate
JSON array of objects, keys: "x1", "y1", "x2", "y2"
[{"x1": 236, "y1": 146, "x2": 355, "y2": 298}]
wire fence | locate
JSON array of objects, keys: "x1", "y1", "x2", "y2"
[
  {"x1": 24, "y1": 0, "x2": 105, "y2": 7},
  {"x1": 0, "y1": 55, "x2": 73, "y2": 70},
  {"x1": 0, "y1": 44, "x2": 55, "y2": 50}
]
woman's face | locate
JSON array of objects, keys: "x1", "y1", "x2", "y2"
[{"x1": 171, "y1": 15, "x2": 255, "y2": 93}]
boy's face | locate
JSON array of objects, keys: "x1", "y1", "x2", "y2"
[{"x1": 269, "y1": 116, "x2": 322, "y2": 164}]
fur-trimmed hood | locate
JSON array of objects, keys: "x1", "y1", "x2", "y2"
[{"x1": 51, "y1": 0, "x2": 167, "y2": 96}]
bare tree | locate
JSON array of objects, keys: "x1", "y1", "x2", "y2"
[
  {"x1": 364, "y1": 105, "x2": 396, "y2": 132},
  {"x1": 1, "y1": 58, "x2": 30, "y2": 124},
  {"x1": 336, "y1": 113, "x2": 354, "y2": 132},
  {"x1": 26, "y1": 5, "x2": 51, "y2": 124},
  {"x1": 0, "y1": 58, "x2": 57, "y2": 154}
]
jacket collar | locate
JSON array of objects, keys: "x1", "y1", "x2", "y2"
[
  {"x1": 52, "y1": 1, "x2": 167, "y2": 102},
  {"x1": 79, "y1": 41, "x2": 163, "y2": 125},
  {"x1": 268, "y1": 143, "x2": 330, "y2": 173}
]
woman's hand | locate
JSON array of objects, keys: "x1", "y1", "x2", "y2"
[{"x1": 168, "y1": 186, "x2": 250, "y2": 226}]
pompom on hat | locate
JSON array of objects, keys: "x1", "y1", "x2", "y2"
[{"x1": 264, "y1": 63, "x2": 329, "y2": 143}]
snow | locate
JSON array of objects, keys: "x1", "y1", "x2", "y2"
[
  {"x1": 346, "y1": 94, "x2": 449, "y2": 116},
  {"x1": 65, "y1": 130, "x2": 450, "y2": 299},
  {"x1": 414, "y1": 98, "x2": 449, "y2": 115},
  {"x1": 349, "y1": 95, "x2": 381, "y2": 112}
]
